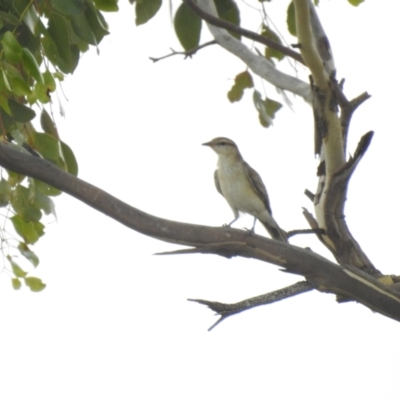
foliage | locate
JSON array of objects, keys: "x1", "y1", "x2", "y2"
[{"x1": 0, "y1": 0, "x2": 114, "y2": 289}]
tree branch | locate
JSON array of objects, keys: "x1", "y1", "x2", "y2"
[
  {"x1": 0, "y1": 142, "x2": 399, "y2": 322},
  {"x1": 189, "y1": 281, "x2": 314, "y2": 330},
  {"x1": 193, "y1": 0, "x2": 312, "y2": 102},
  {"x1": 149, "y1": 40, "x2": 217, "y2": 62},
  {"x1": 184, "y1": 0, "x2": 304, "y2": 64}
]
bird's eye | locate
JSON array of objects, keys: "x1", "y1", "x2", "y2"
[{"x1": 219, "y1": 141, "x2": 226, "y2": 146}]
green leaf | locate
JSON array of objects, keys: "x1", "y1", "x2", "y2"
[
  {"x1": 84, "y1": 1, "x2": 109, "y2": 44},
  {"x1": 8, "y1": 257, "x2": 28, "y2": 278},
  {"x1": 135, "y1": 0, "x2": 162, "y2": 26},
  {"x1": 227, "y1": 71, "x2": 253, "y2": 103},
  {"x1": 348, "y1": 0, "x2": 364, "y2": 5},
  {"x1": 40, "y1": 109, "x2": 59, "y2": 138},
  {"x1": 33, "y1": 179, "x2": 61, "y2": 197},
  {"x1": 31, "y1": 132, "x2": 60, "y2": 162},
  {"x1": 43, "y1": 71, "x2": 56, "y2": 93},
  {"x1": 50, "y1": 0, "x2": 85, "y2": 15},
  {"x1": 215, "y1": 0, "x2": 240, "y2": 39},
  {"x1": 2, "y1": 31, "x2": 23, "y2": 63},
  {"x1": 174, "y1": 3, "x2": 202, "y2": 51},
  {"x1": 8, "y1": 99, "x2": 36, "y2": 122},
  {"x1": 22, "y1": 47, "x2": 44, "y2": 84},
  {"x1": 61, "y1": 141, "x2": 79, "y2": 176},
  {"x1": 33, "y1": 190, "x2": 56, "y2": 217},
  {"x1": 41, "y1": 35, "x2": 66, "y2": 73},
  {"x1": 0, "y1": 11, "x2": 21, "y2": 26},
  {"x1": 262, "y1": 25, "x2": 284, "y2": 61},
  {"x1": 47, "y1": 14, "x2": 80, "y2": 73},
  {"x1": 24, "y1": 276, "x2": 46, "y2": 292},
  {"x1": 0, "y1": 69, "x2": 11, "y2": 93},
  {"x1": 94, "y1": 0, "x2": 119, "y2": 12},
  {"x1": 9, "y1": 76, "x2": 32, "y2": 96},
  {"x1": 71, "y1": 12, "x2": 97, "y2": 45},
  {"x1": 11, "y1": 184, "x2": 42, "y2": 222},
  {"x1": 253, "y1": 90, "x2": 282, "y2": 128},
  {"x1": 11, "y1": 214, "x2": 45, "y2": 244},
  {"x1": 8, "y1": 171, "x2": 25, "y2": 187},
  {"x1": 22, "y1": 5, "x2": 41, "y2": 35},
  {"x1": 12, "y1": 278, "x2": 22, "y2": 290},
  {"x1": 18, "y1": 242, "x2": 40, "y2": 267},
  {"x1": 0, "y1": 178, "x2": 11, "y2": 207},
  {"x1": 33, "y1": 82, "x2": 51, "y2": 103},
  {"x1": 0, "y1": 95, "x2": 11, "y2": 115},
  {"x1": 287, "y1": 1, "x2": 296, "y2": 37}
]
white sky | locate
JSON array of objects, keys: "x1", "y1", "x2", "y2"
[{"x1": 1, "y1": 1, "x2": 399, "y2": 399}]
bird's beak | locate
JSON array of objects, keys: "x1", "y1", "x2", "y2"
[{"x1": 202, "y1": 141, "x2": 212, "y2": 147}]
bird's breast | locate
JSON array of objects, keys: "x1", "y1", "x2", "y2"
[{"x1": 217, "y1": 158, "x2": 265, "y2": 215}]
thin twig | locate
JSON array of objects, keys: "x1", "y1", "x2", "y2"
[{"x1": 149, "y1": 40, "x2": 217, "y2": 63}]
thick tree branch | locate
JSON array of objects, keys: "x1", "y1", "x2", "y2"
[{"x1": 0, "y1": 142, "x2": 399, "y2": 322}]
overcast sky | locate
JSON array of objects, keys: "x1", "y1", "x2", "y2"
[{"x1": 1, "y1": 1, "x2": 399, "y2": 399}]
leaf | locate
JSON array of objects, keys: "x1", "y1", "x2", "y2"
[
  {"x1": 47, "y1": 14, "x2": 80, "y2": 73},
  {"x1": 94, "y1": 0, "x2": 119, "y2": 12},
  {"x1": 253, "y1": 90, "x2": 282, "y2": 128},
  {"x1": 71, "y1": 12, "x2": 97, "y2": 45},
  {"x1": 84, "y1": 2, "x2": 110, "y2": 43},
  {"x1": 348, "y1": 0, "x2": 364, "y2": 5},
  {"x1": 40, "y1": 109, "x2": 59, "y2": 138},
  {"x1": 22, "y1": 47, "x2": 44, "y2": 84},
  {"x1": 24, "y1": 276, "x2": 46, "y2": 292},
  {"x1": 33, "y1": 82, "x2": 50, "y2": 103},
  {"x1": 11, "y1": 214, "x2": 45, "y2": 244},
  {"x1": 2, "y1": 31, "x2": 23, "y2": 63},
  {"x1": 0, "y1": 11, "x2": 21, "y2": 26},
  {"x1": 262, "y1": 25, "x2": 284, "y2": 61},
  {"x1": 18, "y1": 242, "x2": 40, "y2": 267},
  {"x1": 287, "y1": 1, "x2": 296, "y2": 37},
  {"x1": 11, "y1": 184, "x2": 42, "y2": 222},
  {"x1": 135, "y1": 0, "x2": 162, "y2": 26},
  {"x1": 9, "y1": 76, "x2": 32, "y2": 96},
  {"x1": 0, "y1": 178, "x2": 11, "y2": 207},
  {"x1": 174, "y1": 3, "x2": 202, "y2": 51},
  {"x1": 50, "y1": 0, "x2": 85, "y2": 15},
  {"x1": 34, "y1": 191, "x2": 56, "y2": 217},
  {"x1": 8, "y1": 99, "x2": 36, "y2": 122},
  {"x1": 43, "y1": 71, "x2": 56, "y2": 93},
  {"x1": 31, "y1": 132, "x2": 60, "y2": 162},
  {"x1": 215, "y1": 0, "x2": 240, "y2": 39},
  {"x1": 61, "y1": 141, "x2": 79, "y2": 176},
  {"x1": 12, "y1": 278, "x2": 22, "y2": 290},
  {"x1": 227, "y1": 71, "x2": 253, "y2": 103},
  {"x1": 33, "y1": 179, "x2": 61, "y2": 197},
  {"x1": 22, "y1": 5, "x2": 41, "y2": 35},
  {"x1": 8, "y1": 257, "x2": 28, "y2": 278}
]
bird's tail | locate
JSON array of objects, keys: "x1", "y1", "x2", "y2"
[{"x1": 260, "y1": 216, "x2": 287, "y2": 242}]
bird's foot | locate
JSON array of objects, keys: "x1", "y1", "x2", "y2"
[{"x1": 244, "y1": 227, "x2": 255, "y2": 236}]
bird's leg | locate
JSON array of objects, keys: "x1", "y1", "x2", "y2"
[
  {"x1": 223, "y1": 216, "x2": 239, "y2": 228},
  {"x1": 244, "y1": 217, "x2": 257, "y2": 235}
]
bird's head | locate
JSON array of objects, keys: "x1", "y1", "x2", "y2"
[{"x1": 202, "y1": 137, "x2": 240, "y2": 157}]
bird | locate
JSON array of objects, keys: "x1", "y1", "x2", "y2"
[{"x1": 202, "y1": 137, "x2": 287, "y2": 242}]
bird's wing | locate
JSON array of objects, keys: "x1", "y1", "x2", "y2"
[
  {"x1": 244, "y1": 162, "x2": 273, "y2": 214},
  {"x1": 214, "y1": 169, "x2": 223, "y2": 196}
]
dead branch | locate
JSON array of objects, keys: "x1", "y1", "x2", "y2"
[{"x1": 189, "y1": 281, "x2": 314, "y2": 330}]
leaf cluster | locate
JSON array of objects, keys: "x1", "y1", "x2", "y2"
[{"x1": 0, "y1": 0, "x2": 115, "y2": 290}]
